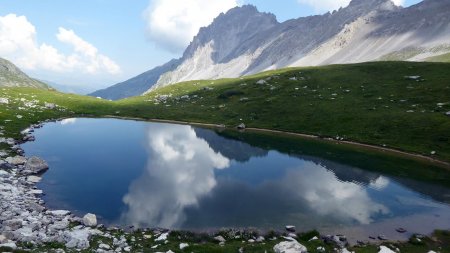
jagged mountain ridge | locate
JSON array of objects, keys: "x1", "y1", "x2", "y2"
[
  {"x1": 0, "y1": 58, "x2": 49, "y2": 89},
  {"x1": 91, "y1": 0, "x2": 450, "y2": 100}
]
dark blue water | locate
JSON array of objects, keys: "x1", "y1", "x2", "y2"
[{"x1": 21, "y1": 118, "x2": 450, "y2": 238}]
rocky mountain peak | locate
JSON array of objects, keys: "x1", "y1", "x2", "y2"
[
  {"x1": 182, "y1": 5, "x2": 278, "y2": 61},
  {"x1": 347, "y1": 0, "x2": 399, "y2": 12},
  {"x1": 92, "y1": 0, "x2": 450, "y2": 100}
]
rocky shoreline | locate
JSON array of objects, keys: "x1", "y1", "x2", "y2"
[
  {"x1": 0, "y1": 122, "x2": 447, "y2": 253},
  {"x1": 0, "y1": 122, "x2": 138, "y2": 252}
]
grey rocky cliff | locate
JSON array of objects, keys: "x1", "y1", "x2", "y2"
[{"x1": 92, "y1": 0, "x2": 450, "y2": 99}]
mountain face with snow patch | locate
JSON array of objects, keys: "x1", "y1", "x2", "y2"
[{"x1": 92, "y1": 0, "x2": 450, "y2": 99}]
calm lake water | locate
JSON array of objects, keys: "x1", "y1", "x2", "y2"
[{"x1": 21, "y1": 118, "x2": 450, "y2": 240}]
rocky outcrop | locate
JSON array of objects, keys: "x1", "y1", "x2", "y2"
[{"x1": 24, "y1": 156, "x2": 49, "y2": 175}]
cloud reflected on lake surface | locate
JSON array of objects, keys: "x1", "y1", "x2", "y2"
[
  {"x1": 120, "y1": 124, "x2": 229, "y2": 228},
  {"x1": 281, "y1": 165, "x2": 389, "y2": 225},
  {"x1": 60, "y1": 118, "x2": 77, "y2": 125},
  {"x1": 119, "y1": 123, "x2": 390, "y2": 229}
]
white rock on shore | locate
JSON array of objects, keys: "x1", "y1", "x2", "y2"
[
  {"x1": 83, "y1": 213, "x2": 97, "y2": 227},
  {"x1": 378, "y1": 246, "x2": 396, "y2": 253},
  {"x1": 155, "y1": 232, "x2": 169, "y2": 242},
  {"x1": 273, "y1": 240, "x2": 308, "y2": 253},
  {"x1": 179, "y1": 242, "x2": 189, "y2": 250}
]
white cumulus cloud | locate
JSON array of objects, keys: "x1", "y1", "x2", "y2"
[
  {"x1": 297, "y1": 0, "x2": 405, "y2": 12},
  {"x1": 0, "y1": 14, "x2": 120, "y2": 75},
  {"x1": 143, "y1": 0, "x2": 238, "y2": 53}
]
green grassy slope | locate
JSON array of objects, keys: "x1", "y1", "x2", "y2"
[
  {"x1": 425, "y1": 52, "x2": 450, "y2": 63},
  {"x1": 121, "y1": 61, "x2": 450, "y2": 162},
  {"x1": 1, "y1": 61, "x2": 450, "y2": 163}
]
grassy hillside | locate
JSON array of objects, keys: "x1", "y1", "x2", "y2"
[
  {"x1": 120, "y1": 61, "x2": 450, "y2": 162},
  {"x1": 426, "y1": 52, "x2": 450, "y2": 63},
  {"x1": 1, "y1": 62, "x2": 450, "y2": 163}
]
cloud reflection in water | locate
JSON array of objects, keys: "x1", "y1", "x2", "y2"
[
  {"x1": 121, "y1": 124, "x2": 229, "y2": 228},
  {"x1": 120, "y1": 123, "x2": 388, "y2": 229}
]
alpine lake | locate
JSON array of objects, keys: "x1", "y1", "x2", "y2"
[{"x1": 20, "y1": 118, "x2": 450, "y2": 243}]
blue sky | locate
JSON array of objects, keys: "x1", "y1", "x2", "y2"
[{"x1": 0, "y1": 0, "x2": 422, "y2": 90}]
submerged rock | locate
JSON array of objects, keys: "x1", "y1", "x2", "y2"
[
  {"x1": 396, "y1": 228, "x2": 407, "y2": 233},
  {"x1": 48, "y1": 210, "x2": 71, "y2": 217},
  {"x1": 378, "y1": 234, "x2": 388, "y2": 241},
  {"x1": 83, "y1": 213, "x2": 97, "y2": 227},
  {"x1": 285, "y1": 225, "x2": 296, "y2": 232},
  {"x1": 24, "y1": 157, "x2": 49, "y2": 174},
  {"x1": 273, "y1": 240, "x2": 307, "y2": 253}
]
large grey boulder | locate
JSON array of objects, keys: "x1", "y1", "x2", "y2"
[
  {"x1": 24, "y1": 156, "x2": 49, "y2": 174},
  {"x1": 83, "y1": 213, "x2": 97, "y2": 227},
  {"x1": 273, "y1": 240, "x2": 308, "y2": 253},
  {"x1": 5, "y1": 156, "x2": 27, "y2": 166}
]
